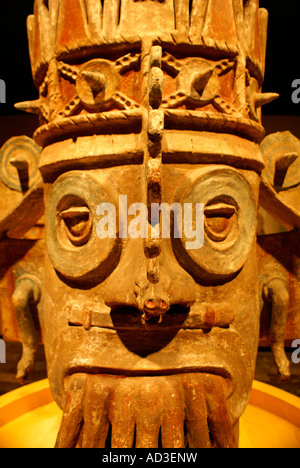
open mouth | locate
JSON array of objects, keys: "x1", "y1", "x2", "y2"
[
  {"x1": 67, "y1": 304, "x2": 233, "y2": 359},
  {"x1": 50, "y1": 302, "x2": 251, "y2": 448},
  {"x1": 55, "y1": 372, "x2": 238, "y2": 449},
  {"x1": 54, "y1": 305, "x2": 238, "y2": 448}
]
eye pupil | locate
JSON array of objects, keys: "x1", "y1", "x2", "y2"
[
  {"x1": 204, "y1": 202, "x2": 236, "y2": 242},
  {"x1": 206, "y1": 217, "x2": 231, "y2": 233},
  {"x1": 64, "y1": 214, "x2": 90, "y2": 237}
]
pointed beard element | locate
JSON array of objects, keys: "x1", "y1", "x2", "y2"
[{"x1": 55, "y1": 372, "x2": 237, "y2": 448}]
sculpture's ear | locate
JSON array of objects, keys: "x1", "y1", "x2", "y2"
[
  {"x1": 0, "y1": 136, "x2": 44, "y2": 239},
  {"x1": 0, "y1": 236, "x2": 45, "y2": 383},
  {"x1": 259, "y1": 131, "x2": 300, "y2": 230},
  {"x1": 257, "y1": 131, "x2": 300, "y2": 381},
  {"x1": 0, "y1": 136, "x2": 44, "y2": 380}
]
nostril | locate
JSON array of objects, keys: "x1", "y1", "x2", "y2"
[
  {"x1": 159, "y1": 300, "x2": 168, "y2": 310},
  {"x1": 143, "y1": 297, "x2": 170, "y2": 316},
  {"x1": 145, "y1": 299, "x2": 155, "y2": 310}
]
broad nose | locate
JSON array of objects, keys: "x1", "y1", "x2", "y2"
[
  {"x1": 134, "y1": 244, "x2": 196, "y2": 323},
  {"x1": 144, "y1": 297, "x2": 169, "y2": 315},
  {"x1": 134, "y1": 274, "x2": 171, "y2": 323},
  {"x1": 141, "y1": 285, "x2": 171, "y2": 322},
  {"x1": 103, "y1": 238, "x2": 196, "y2": 320}
]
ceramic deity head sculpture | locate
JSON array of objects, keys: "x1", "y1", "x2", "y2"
[{"x1": 18, "y1": 0, "x2": 278, "y2": 448}]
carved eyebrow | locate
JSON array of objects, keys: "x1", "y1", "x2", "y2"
[
  {"x1": 60, "y1": 206, "x2": 90, "y2": 219},
  {"x1": 204, "y1": 203, "x2": 236, "y2": 218}
]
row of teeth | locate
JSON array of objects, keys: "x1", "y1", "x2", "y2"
[{"x1": 55, "y1": 372, "x2": 237, "y2": 448}]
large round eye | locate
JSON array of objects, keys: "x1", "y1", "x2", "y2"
[
  {"x1": 46, "y1": 172, "x2": 120, "y2": 284},
  {"x1": 173, "y1": 167, "x2": 257, "y2": 283}
]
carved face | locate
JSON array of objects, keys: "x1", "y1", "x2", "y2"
[
  {"x1": 12, "y1": 0, "x2": 272, "y2": 449},
  {"x1": 41, "y1": 132, "x2": 261, "y2": 448}
]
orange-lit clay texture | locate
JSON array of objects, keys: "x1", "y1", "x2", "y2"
[{"x1": 0, "y1": 0, "x2": 299, "y2": 449}]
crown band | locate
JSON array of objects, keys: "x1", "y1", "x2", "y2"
[{"x1": 16, "y1": 0, "x2": 277, "y2": 155}]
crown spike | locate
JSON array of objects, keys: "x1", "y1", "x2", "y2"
[
  {"x1": 49, "y1": 0, "x2": 60, "y2": 43},
  {"x1": 248, "y1": 89, "x2": 279, "y2": 122},
  {"x1": 84, "y1": 0, "x2": 103, "y2": 38},
  {"x1": 14, "y1": 100, "x2": 42, "y2": 115},
  {"x1": 189, "y1": 0, "x2": 209, "y2": 44},
  {"x1": 37, "y1": 0, "x2": 53, "y2": 62},
  {"x1": 232, "y1": 0, "x2": 245, "y2": 47},
  {"x1": 56, "y1": 0, "x2": 89, "y2": 51},
  {"x1": 244, "y1": 0, "x2": 260, "y2": 59},
  {"x1": 31, "y1": 4, "x2": 43, "y2": 79},
  {"x1": 259, "y1": 8, "x2": 268, "y2": 78},
  {"x1": 119, "y1": 0, "x2": 176, "y2": 37},
  {"x1": 253, "y1": 3, "x2": 263, "y2": 68},
  {"x1": 244, "y1": 0, "x2": 258, "y2": 50},
  {"x1": 81, "y1": 70, "x2": 106, "y2": 91},
  {"x1": 255, "y1": 92, "x2": 279, "y2": 108},
  {"x1": 103, "y1": 0, "x2": 121, "y2": 39},
  {"x1": 174, "y1": 0, "x2": 190, "y2": 40},
  {"x1": 27, "y1": 15, "x2": 36, "y2": 75}
]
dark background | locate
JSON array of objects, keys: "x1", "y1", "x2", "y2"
[{"x1": 0, "y1": 0, "x2": 299, "y2": 117}]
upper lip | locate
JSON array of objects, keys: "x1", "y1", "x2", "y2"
[{"x1": 67, "y1": 304, "x2": 234, "y2": 331}]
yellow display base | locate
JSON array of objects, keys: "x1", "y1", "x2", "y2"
[{"x1": 0, "y1": 379, "x2": 299, "y2": 448}]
